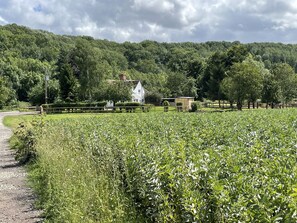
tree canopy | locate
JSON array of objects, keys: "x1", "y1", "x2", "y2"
[{"x1": 0, "y1": 24, "x2": 297, "y2": 107}]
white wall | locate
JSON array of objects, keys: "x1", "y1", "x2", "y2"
[{"x1": 132, "y1": 81, "x2": 145, "y2": 103}]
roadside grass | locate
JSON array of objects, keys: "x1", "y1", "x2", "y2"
[
  {"x1": 3, "y1": 113, "x2": 112, "y2": 129},
  {"x1": 3, "y1": 114, "x2": 35, "y2": 129}
]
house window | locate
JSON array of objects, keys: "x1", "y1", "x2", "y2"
[{"x1": 138, "y1": 89, "x2": 141, "y2": 93}]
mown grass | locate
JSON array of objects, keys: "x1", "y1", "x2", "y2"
[
  {"x1": 3, "y1": 114, "x2": 35, "y2": 129},
  {"x1": 7, "y1": 109, "x2": 297, "y2": 222},
  {"x1": 3, "y1": 113, "x2": 111, "y2": 128}
]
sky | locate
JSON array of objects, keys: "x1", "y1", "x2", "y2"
[{"x1": 0, "y1": 0, "x2": 297, "y2": 43}]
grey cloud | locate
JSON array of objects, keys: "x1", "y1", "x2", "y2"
[{"x1": 1, "y1": 0, "x2": 297, "y2": 43}]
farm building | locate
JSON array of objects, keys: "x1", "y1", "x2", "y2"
[
  {"x1": 161, "y1": 97, "x2": 195, "y2": 111},
  {"x1": 175, "y1": 97, "x2": 195, "y2": 111}
]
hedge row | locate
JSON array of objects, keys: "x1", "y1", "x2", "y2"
[
  {"x1": 42, "y1": 102, "x2": 107, "y2": 108},
  {"x1": 115, "y1": 102, "x2": 142, "y2": 107}
]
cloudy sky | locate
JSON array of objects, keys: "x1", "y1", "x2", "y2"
[{"x1": 0, "y1": 0, "x2": 296, "y2": 43}]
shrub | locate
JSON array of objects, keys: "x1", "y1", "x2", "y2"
[
  {"x1": 162, "y1": 100, "x2": 170, "y2": 106},
  {"x1": 115, "y1": 102, "x2": 125, "y2": 107},
  {"x1": 190, "y1": 101, "x2": 201, "y2": 112},
  {"x1": 145, "y1": 92, "x2": 162, "y2": 106},
  {"x1": 124, "y1": 102, "x2": 141, "y2": 112},
  {"x1": 10, "y1": 119, "x2": 43, "y2": 164},
  {"x1": 124, "y1": 102, "x2": 141, "y2": 107},
  {"x1": 163, "y1": 100, "x2": 170, "y2": 112},
  {"x1": 43, "y1": 101, "x2": 107, "y2": 108},
  {"x1": 115, "y1": 102, "x2": 125, "y2": 112}
]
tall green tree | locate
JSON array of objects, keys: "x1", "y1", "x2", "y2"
[
  {"x1": 261, "y1": 72, "x2": 280, "y2": 108},
  {"x1": 166, "y1": 72, "x2": 197, "y2": 98},
  {"x1": 59, "y1": 63, "x2": 79, "y2": 101},
  {"x1": 96, "y1": 81, "x2": 131, "y2": 104},
  {"x1": 271, "y1": 63, "x2": 297, "y2": 104},
  {"x1": 28, "y1": 78, "x2": 60, "y2": 105},
  {"x1": 200, "y1": 44, "x2": 249, "y2": 104},
  {"x1": 221, "y1": 56, "x2": 265, "y2": 110},
  {"x1": 70, "y1": 39, "x2": 111, "y2": 100},
  {"x1": 0, "y1": 76, "x2": 16, "y2": 108},
  {"x1": 201, "y1": 52, "x2": 226, "y2": 102}
]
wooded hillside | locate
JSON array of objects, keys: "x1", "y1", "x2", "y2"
[{"x1": 1, "y1": 24, "x2": 297, "y2": 108}]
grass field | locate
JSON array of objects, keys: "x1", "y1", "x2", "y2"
[{"x1": 6, "y1": 109, "x2": 297, "y2": 222}]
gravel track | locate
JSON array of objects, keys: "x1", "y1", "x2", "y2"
[{"x1": 0, "y1": 111, "x2": 42, "y2": 223}]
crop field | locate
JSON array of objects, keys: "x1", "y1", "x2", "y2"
[{"x1": 9, "y1": 109, "x2": 297, "y2": 222}]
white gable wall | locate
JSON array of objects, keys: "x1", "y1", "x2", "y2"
[{"x1": 132, "y1": 81, "x2": 145, "y2": 103}]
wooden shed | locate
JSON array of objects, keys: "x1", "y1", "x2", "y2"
[{"x1": 175, "y1": 97, "x2": 195, "y2": 111}]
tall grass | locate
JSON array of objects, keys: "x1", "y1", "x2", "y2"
[
  {"x1": 26, "y1": 117, "x2": 145, "y2": 222},
  {"x1": 12, "y1": 110, "x2": 297, "y2": 222}
]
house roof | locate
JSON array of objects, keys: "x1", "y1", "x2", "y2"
[{"x1": 107, "y1": 79, "x2": 140, "y2": 89}]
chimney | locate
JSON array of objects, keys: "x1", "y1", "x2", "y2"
[{"x1": 119, "y1": 73, "x2": 127, "y2": 81}]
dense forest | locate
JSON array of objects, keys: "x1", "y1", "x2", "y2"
[{"x1": 1, "y1": 23, "x2": 297, "y2": 109}]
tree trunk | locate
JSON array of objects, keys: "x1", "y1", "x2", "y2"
[
  {"x1": 248, "y1": 101, "x2": 250, "y2": 109},
  {"x1": 219, "y1": 99, "x2": 221, "y2": 108},
  {"x1": 237, "y1": 100, "x2": 242, "y2": 110},
  {"x1": 253, "y1": 102, "x2": 255, "y2": 109}
]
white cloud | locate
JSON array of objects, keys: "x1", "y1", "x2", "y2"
[
  {"x1": 132, "y1": 0, "x2": 175, "y2": 13},
  {"x1": 0, "y1": 0, "x2": 297, "y2": 43},
  {"x1": 0, "y1": 16, "x2": 8, "y2": 25}
]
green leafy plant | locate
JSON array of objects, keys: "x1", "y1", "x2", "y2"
[
  {"x1": 163, "y1": 100, "x2": 170, "y2": 112},
  {"x1": 190, "y1": 101, "x2": 201, "y2": 112},
  {"x1": 14, "y1": 109, "x2": 297, "y2": 222}
]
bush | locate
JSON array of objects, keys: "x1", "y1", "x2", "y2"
[
  {"x1": 115, "y1": 102, "x2": 125, "y2": 107},
  {"x1": 10, "y1": 119, "x2": 43, "y2": 164},
  {"x1": 43, "y1": 101, "x2": 107, "y2": 108},
  {"x1": 163, "y1": 100, "x2": 170, "y2": 112},
  {"x1": 190, "y1": 101, "x2": 201, "y2": 112},
  {"x1": 162, "y1": 100, "x2": 170, "y2": 107},
  {"x1": 145, "y1": 92, "x2": 162, "y2": 106},
  {"x1": 124, "y1": 102, "x2": 141, "y2": 107},
  {"x1": 114, "y1": 102, "x2": 141, "y2": 112},
  {"x1": 124, "y1": 102, "x2": 141, "y2": 112}
]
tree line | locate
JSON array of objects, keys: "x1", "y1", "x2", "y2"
[{"x1": 0, "y1": 24, "x2": 297, "y2": 109}]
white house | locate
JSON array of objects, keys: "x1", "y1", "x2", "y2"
[
  {"x1": 119, "y1": 74, "x2": 145, "y2": 103},
  {"x1": 131, "y1": 80, "x2": 145, "y2": 103},
  {"x1": 106, "y1": 74, "x2": 145, "y2": 106}
]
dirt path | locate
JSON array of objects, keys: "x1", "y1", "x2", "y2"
[{"x1": 0, "y1": 111, "x2": 42, "y2": 223}]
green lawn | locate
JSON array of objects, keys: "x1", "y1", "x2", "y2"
[{"x1": 3, "y1": 113, "x2": 112, "y2": 129}]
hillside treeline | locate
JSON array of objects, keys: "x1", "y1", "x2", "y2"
[{"x1": 1, "y1": 24, "x2": 297, "y2": 109}]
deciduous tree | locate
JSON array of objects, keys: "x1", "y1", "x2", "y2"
[{"x1": 222, "y1": 56, "x2": 265, "y2": 110}]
